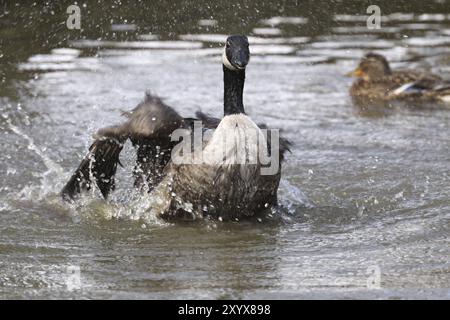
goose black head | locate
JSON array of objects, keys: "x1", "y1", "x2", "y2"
[
  {"x1": 222, "y1": 35, "x2": 250, "y2": 71},
  {"x1": 347, "y1": 53, "x2": 391, "y2": 81}
]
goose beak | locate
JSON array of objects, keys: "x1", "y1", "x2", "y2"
[
  {"x1": 233, "y1": 62, "x2": 247, "y2": 70},
  {"x1": 232, "y1": 53, "x2": 249, "y2": 69},
  {"x1": 346, "y1": 67, "x2": 364, "y2": 78}
]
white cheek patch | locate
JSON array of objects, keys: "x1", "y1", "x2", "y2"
[{"x1": 222, "y1": 48, "x2": 237, "y2": 71}]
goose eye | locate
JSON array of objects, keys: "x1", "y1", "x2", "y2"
[{"x1": 226, "y1": 41, "x2": 230, "y2": 48}]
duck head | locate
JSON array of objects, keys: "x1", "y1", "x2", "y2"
[{"x1": 347, "y1": 53, "x2": 391, "y2": 81}]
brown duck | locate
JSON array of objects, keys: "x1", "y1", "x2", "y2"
[{"x1": 347, "y1": 53, "x2": 450, "y2": 102}]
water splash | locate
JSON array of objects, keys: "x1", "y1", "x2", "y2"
[
  {"x1": 278, "y1": 178, "x2": 314, "y2": 213},
  {"x1": 5, "y1": 123, "x2": 167, "y2": 225},
  {"x1": 7, "y1": 120, "x2": 66, "y2": 199}
]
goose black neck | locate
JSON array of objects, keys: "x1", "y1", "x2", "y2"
[{"x1": 223, "y1": 65, "x2": 245, "y2": 116}]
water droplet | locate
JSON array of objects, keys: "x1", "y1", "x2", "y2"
[{"x1": 395, "y1": 191, "x2": 404, "y2": 199}]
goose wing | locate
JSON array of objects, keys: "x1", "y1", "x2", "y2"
[
  {"x1": 126, "y1": 94, "x2": 191, "y2": 191},
  {"x1": 61, "y1": 93, "x2": 189, "y2": 200},
  {"x1": 61, "y1": 126, "x2": 127, "y2": 200}
]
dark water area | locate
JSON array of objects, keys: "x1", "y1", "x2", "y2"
[{"x1": 0, "y1": 0, "x2": 449, "y2": 299}]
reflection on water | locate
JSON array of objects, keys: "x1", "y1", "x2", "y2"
[{"x1": 0, "y1": 0, "x2": 450, "y2": 299}]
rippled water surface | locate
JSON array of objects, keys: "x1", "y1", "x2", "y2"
[{"x1": 0, "y1": 1, "x2": 449, "y2": 299}]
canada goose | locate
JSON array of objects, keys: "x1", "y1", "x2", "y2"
[
  {"x1": 61, "y1": 35, "x2": 291, "y2": 221},
  {"x1": 347, "y1": 53, "x2": 450, "y2": 102}
]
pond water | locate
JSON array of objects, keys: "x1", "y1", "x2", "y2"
[{"x1": 0, "y1": 1, "x2": 449, "y2": 299}]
